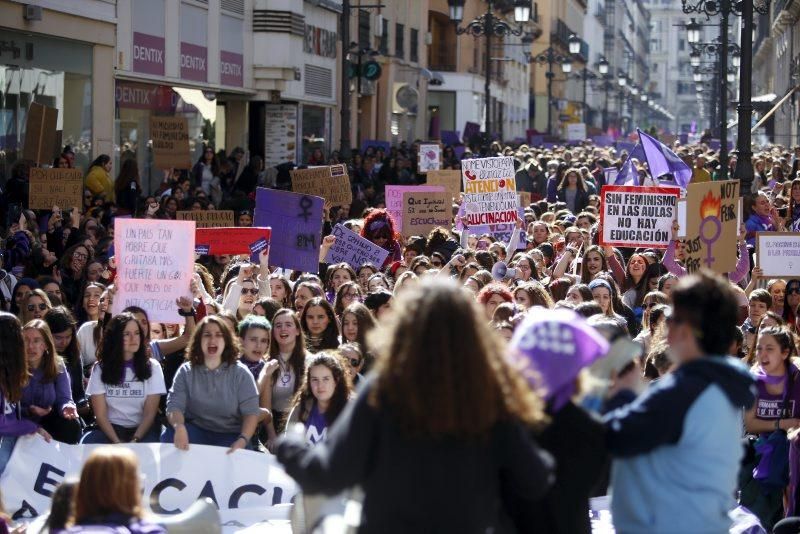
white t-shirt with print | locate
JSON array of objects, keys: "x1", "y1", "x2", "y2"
[{"x1": 86, "y1": 358, "x2": 166, "y2": 428}]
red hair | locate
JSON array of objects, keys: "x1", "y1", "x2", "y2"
[
  {"x1": 361, "y1": 209, "x2": 400, "y2": 246},
  {"x1": 476, "y1": 283, "x2": 513, "y2": 305}
]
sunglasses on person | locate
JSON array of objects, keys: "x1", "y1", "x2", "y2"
[
  {"x1": 431, "y1": 261, "x2": 443, "y2": 268},
  {"x1": 241, "y1": 288, "x2": 259, "y2": 296},
  {"x1": 27, "y1": 303, "x2": 48, "y2": 312}
]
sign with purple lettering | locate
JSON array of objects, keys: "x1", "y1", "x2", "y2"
[
  {"x1": 325, "y1": 224, "x2": 389, "y2": 270},
  {"x1": 254, "y1": 188, "x2": 323, "y2": 274},
  {"x1": 133, "y1": 32, "x2": 165, "y2": 76},
  {"x1": 180, "y1": 42, "x2": 207, "y2": 82},
  {"x1": 220, "y1": 51, "x2": 243, "y2": 87}
]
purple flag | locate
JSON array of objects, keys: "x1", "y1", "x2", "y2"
[
  {"x1": 254, "y1": 188, "x2": 323, "y2": 273},
  {"x1": 509, "y1": 308, "x2": 609, "y2": 411},
  {"x1": 638, "y1": 128, "x2": 692, "y2": 189},
  {"x1": 614, "y1": 142, "x2": 644, "y2": 186}
]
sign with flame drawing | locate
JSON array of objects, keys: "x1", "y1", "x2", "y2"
[{"x1": 684, "y1": 180, "x2": 739, "y2": 275}]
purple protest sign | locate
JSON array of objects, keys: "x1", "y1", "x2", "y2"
[
  {"x1": 325, "y1": 224, "x2": 389, "y2": 269},
  {"x1": 463, "y1": 122, "x2": 481, "y2": 142},
  {"x1": 254, "y1": 188, "x2": 323, "y2": 273},
  {"x1": 220, "y1": 51, "x2": 243, "y2": 87},
  {"x1": 385, "y1": 185, "x2": 444, "y2": 230},
  {"x1": 454, "y1": 146, "x2": 466, "y2": 159},
  {"x1": 180, "y1": 42, "x2": 207, "y2": 82},
  {"x1": 592, "y1": 135, "x2": 614, "y2": 148},
  {"x1": 133, "y1": 32, "x2": 165, "y2": 76},
  {"x1": 440, "y1": 130, "x2": 460, "y2": 146}
]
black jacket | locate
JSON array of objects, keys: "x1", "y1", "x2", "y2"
[{"x1": 277, "y1": 378, "x2": 554, "y2": 534}]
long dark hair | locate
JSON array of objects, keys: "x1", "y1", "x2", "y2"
[
  {"x1": 300, "y1": 297, "x2": 339, "y2": 352},
  {"x1": 97, "y1": 313, "x2": 152, "y2": 385},
  {"x1": 341, "y1": 302, "x2": 376, "y2": 349},
  {"x1": 333, "y1": 281, "x2": 362, "y2": 316},
  {"x1": 114, "y1": 158, "x2": 140, "y2": 198},
  {"x1": 89, "y1": 154, "x2": 110, "y2": 169},
  {"x1": 268, "y1": 309, "x2": 307, "y2": 392},
  {"x1": 0, "y1": 312, "x2": 29, "y2": 401},
  {"x1": 196, "y1": 144, "x2": 220, "y2": 176},
  {"x1": 580, "y1": 245, "x2": 610, "y2": 284},
  {"x1": 289, "y1": 352, "x2": 352, "y2": 426},
  {"x1": 44, "y1": 306, "x2": 81, "y2": 367}
]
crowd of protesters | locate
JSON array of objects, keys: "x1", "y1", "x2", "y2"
[{"x1": 0, "y1": 134, "x2": 800, "y2": 533}]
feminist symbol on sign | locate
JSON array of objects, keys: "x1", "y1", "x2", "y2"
[
  {"x1": 298, "y1": 196, "x2": 313, "y2": 222},
  {"x1": 698, "y1": 191, "x2": 722, "y2": 268}
]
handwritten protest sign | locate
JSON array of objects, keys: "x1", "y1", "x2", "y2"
[
  {"x1": 195, "y1": 227, "x2": 272, "y2": 256},
  {"x1": 150, "y1": 116, "x2": 192, "y2": 169},
  {"x1": 402, "y1": 191, "x2": 451, "y2": 236},
  {"x1": 756, "y1": 232, "x2": 800, "y2": 277},
  {"x1": 325, "y1": 224, "x2": 389, "y2": 269},
  {"x1": 291, "y1": 164, "x2": 352, "y2": 206},
  {"x1": 113, "y1": 219, "x2": 195, "y2": 324},
  {"x1": 28, "y1": 168, "x2": 83, "y2": 210},
  {"x1": 255, "y1": 188, "x2": 323, "y2": 273},
  {"x1": 176, "y1": 210, "x2": 234, "y2": 228},
  {"x1": 23, "y1": 102, "x2": 58, "y2": 164},
  {"x1": 385, "y1": 185, "x2": 444, "y2": 229},
  {"x1": 684, "y1": 180, "x2": 739, "y2": 274},
  {"x1": 461, "y1": 156, "x2": 518, "y2": 226},
  {"x1": 418, "y1": 143, "x2": 441, "y2": 173},
  {"x1": 426, "y1": 170, "x2": 461, "y2": 200},
  {"x1": 599, "y1": 185, "x2": 680, "y2": 249}
]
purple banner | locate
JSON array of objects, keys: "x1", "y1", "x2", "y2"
[
  {"x1": 180, "y1": 42, "x2": 207, "y2": 82},
  {"x1": 220, "y1": 50, "x2": 243, "y2": 87},
  {"x1": 254, "y1": 188, "x2": 323, "y2": 273},
  {"x1": 440, "y1": 130, "x2": 461, "y2": 146},
  {"x1": 133, "y1": 32, "x2": 165, "y2": 76},
  {"x1": 463, "y1": 122, "x2": 481, "y2": 142}
]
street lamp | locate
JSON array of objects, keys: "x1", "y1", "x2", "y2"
[
  {"x1": 568, "y1": 34, "x2": 582, "y2": 55},
  {"x1": 690, "y1": 50, "x2": 702, "y2": 67},
  {"x1": 561, "y1": 59, "x2": 572, "y2": 73},
  {"x1": 530, "y1": 36, "x2": 579, "y2": 136},
  {"x1": 731, "y1": 49, "x2": 741, "y2": 68},
  {"x1": 686, "y1": 18, "x2": 702, "y2": 44},
  {"x1": 693, "y1": 69, "x2": 704, "y2": 83},
  {"x1": 449, "y1": 0, "x2": 532, "y2": 142},
  {"x1": 617, "y1": 72, "x2": 627, "y2": 87},
  {"x1": 598, "y1": 56, "x2": 609, "y2": 76}
]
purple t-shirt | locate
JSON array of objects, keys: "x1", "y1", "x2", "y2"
[
  {"x1": 304, "y1": 404, "x2": 328, "y2": 445},
  {"x1": 754, "y1": 365, "x2": 800, "y2": 422}
]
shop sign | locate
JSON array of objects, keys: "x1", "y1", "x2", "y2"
[
  {"x1": 180, "y1": 42, "x2": 207, "y2": 82},
  {"x1": 303, "y1": 25, "x2": 337, "y2": 59},
  {"x1": 220, "y1": 51, "x2": 243, "y2": 87},
  {"x1": 115, "y1": 81, "x2": 178, "y2": 113},
  {"x1": 133, "y1": 32, "x2": 165, "y2": 76}
]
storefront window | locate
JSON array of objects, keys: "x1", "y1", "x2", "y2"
[
  {"x1": 301, "y1": 104, "x2": 329, "y2": 164},
  {"x1": 115, "y1": 81, "x2": 216, "y2": 194},
  {"x1": 0, "y1": 31, "x2": 93, "y2": 183}
]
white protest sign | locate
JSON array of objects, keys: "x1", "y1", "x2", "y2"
[
  {"x1": 599, "y1": 185, "x2": 680, "y2": 249},
  {"x1": 113, "y1": 218, "x2": 195, "y2": 323},
  {"x1": 461, "y1": 156, "x2": 518, "y2": 226},
  {"x1": 756, "y1": 232, "x2": 800, "y2": 277},
  {"x1": 0, "y1": 436, "x2": 297, "y2": 530},
  {"x1": 418, "y1": 143, "x2": 441, "y2": 173},
  {"x1": 325, "y1": 224, "x2": 390, "y2": 269},
  {"x1": 385, "y1": 185, "x2": 444, "y2": 229}
]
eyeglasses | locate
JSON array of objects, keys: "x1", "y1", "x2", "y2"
[
  {"x1": 73, "y1": 253, "x2": 88, "y2": 261},
  {"x1": 343, "y1": 293, "x2": 360, "y2": 300},
  {"x1": 241, "y1": 288, "x2": 259, "y2": 296},
  {"x1": 27, "y1": 303, "x2": 48, "y2": 312},
  {"x1": 348, "y1": 358, "x2": 361, "y2": 367}
]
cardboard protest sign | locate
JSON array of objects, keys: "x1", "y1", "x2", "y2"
[
  {"x1": 176, "y1": 210, "x2": 234, "y2": 228},
  {"x1": 291, "y1": 164, "x2": 352, "y2": 206},
  {"x1": 385, "y1": 185, "x2": 445, "y2": 230},
  {"x1": 254, "y1": 188, "x2": 324, "y2": 273},
  {"x1": 23, "y1": 102, "x2": 58, "y2": 164},
  {"x1": 112, "y1": 219, "x2": 195, "y2": 324},
  {"x1": 426, "y1": 170, "x2": 462, "y2": 200},
  {"x1": 599, "y1": 185, "x2": 680, "y2": 249},
  {"x1": 150, "y1": 116, "x2": 192, "y2": 169},
  {"x1": 461, "y1": 156, "x2": 518, "y2": 226},
  {"x1": 402, "y1": 191, "x2": 451, "y2": 236},
  {"x1": 418, "y1": 143, "x2": 441, "y2": 173},
  {"x1": 325, "y1": 224, "x2": 389, "y2": 269},
  {"x1": 28, "y1": 168, "x2": 83, "y2": 210},
  {"x1": 756, "y1": 232, "x2": 800, "y2": 277},
  {"x1": 195, "y1": 227, "x2": 272, "y2": 256},
  {"x1": 684, "y1": 180, "x2": 739, "y2": 274}
]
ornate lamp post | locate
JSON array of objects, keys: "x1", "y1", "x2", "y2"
[{"x1": 529, "y1": 33, "x2": 581, "y2": 136}]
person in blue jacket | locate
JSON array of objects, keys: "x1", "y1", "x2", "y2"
[{"x1": 604, "y1": 271, "x2": 756, "y2": 533}]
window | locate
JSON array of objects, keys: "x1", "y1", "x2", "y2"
[
  {"x1": 358, "y1": 10, "x2": 371, "y2": 50},
  {"x1": 679, "y1": 38, "x2": 685, "y2": 51},
  {"x1": 410, "y1": 28, "x2": 419, "y2": 62},
  {"x1": 395, "y1": 22, "x2": 405, "y2": 59},
  {"x1": 379, "y1": 17, "x2": 389, "y2": 54}
]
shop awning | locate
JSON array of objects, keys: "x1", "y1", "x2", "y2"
[
  {"x1": 172, "y1": 87, "x2": 217, "y2": 121},
  {"x1": 419, "y1": 68, "x2": 445, "y2": 86},
  {"x1": 751, "y1": 86, "x2": 799, "y2": 132}
]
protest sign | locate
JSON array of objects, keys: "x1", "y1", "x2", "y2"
[
  {"x1": 676, "y1": 198, "x2": 687, "y2": 238},
  {"x1": 112, "y1": 219, "x2": 194, "y2": 324},
  {"x1": 441, "y1": 130, "x2": 460, "y2": 145},
  {"x1": 461, "y1": 156, "x2": 518, "y2": 226},
  {"x1": 426, "y1": 170, "x2": 461, "y2": 200},
  {"x1": 684, "y1": 179, "x2": 739, "y2": 274},
  {"x1": 402, "y1": 191, "x2": 451, "y2": 236},
  {"x1": 255, "y1": 188, "x2": 324, "y2": 273},
  {"x1": 603, "y1": 167, "x2": 619, "y2": 186},
  {"x1": 385, "y1": 185, "x2": 444, "y2": 229},
  {"x1": 325, "y1": 224, "x2": 389, "y2": 269},
  {"x1": 599, "y1": 185, "x2": 680, "y2": 249},
  {"x1": 418, "y1": 143, "x2": 441, "y2": 173},
  {"x1": 291, "y1": 164, "x2": 352, "y2": 206},
  {"x1": 463, "y1": 121, "x2": 480, "y2": 142},
  {"x1": 756, "y1": 232, "x2": 800, "y2": 277},
  {"x1": 195, "y1": 227, "x2": 272, "y2": 256},
  {"x1": 0, "y1": 436, "x2": 297, "y2": 529},
  {"x1": 28, "y1": 168, "x2": 83, "y2": 210},
  {"x1": 23, "y1": 102, "x2": 58, "y2": 164},
  {"x1": 176, "y1": 210, "x2": 234, "y2": 228},
  {"x1": 150, "y1": 116, "x2": 192, "y2": 169}
]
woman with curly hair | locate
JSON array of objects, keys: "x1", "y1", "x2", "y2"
[
  {"x1": 285, "y1": 352, "x2": 353, "y2": 445},
  {"x1": 476, "y1": 283, "x2": 514, "y2": 321},
  {"x1": 360, "y1": 209, "x2": 402, "y2": 268},
  {"x1": 514, "y1": 282, "x2": 554, "y2": 310},
  {"x1": 276, "y1": 279, "x2": 553, "y2": 532}
]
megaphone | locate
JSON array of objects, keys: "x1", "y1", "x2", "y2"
[
  {"x1": 491, "y1": 261, "x2": 517, "y2": 281},
  {"x1": 156, "y1": 498, "x2": 221, "y2": 534}
]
